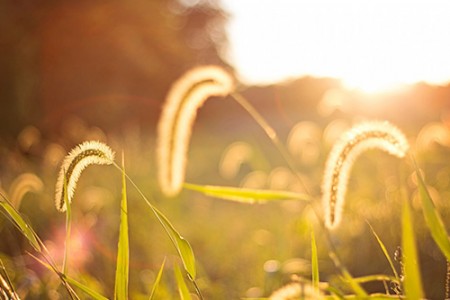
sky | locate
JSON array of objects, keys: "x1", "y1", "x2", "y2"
[{"x1": 221, "y1": 1, "x2": 450, "y2": 92}]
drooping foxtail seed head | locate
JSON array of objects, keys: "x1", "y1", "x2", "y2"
[
  {"x1": 270, "y1": 282, "x2": 324, "y2": 300},
  {"x1": 322, "y1": 121, "x2": 409, "y2": 229},
  {"x1": 55, "y1": 141, "x2": 115, "y2": 212},
  {"x1": 10, "y1": 173, "x2": 44, "y2": 209},
  {"x1": 157, "y1": 65, "x2": 234, "y2": 196}
]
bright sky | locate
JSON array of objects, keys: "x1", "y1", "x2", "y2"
[{"x1": 222, "y1": 1, "x2": 450, "y2": 92}]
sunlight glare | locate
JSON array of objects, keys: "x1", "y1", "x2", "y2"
[{"x1": 222, "y1": 1, "x2": 450, "y2": 92}]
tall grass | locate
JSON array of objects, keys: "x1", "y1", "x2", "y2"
[{"x1": 0, "y1": 65, "x2": 448, "y2": 299}]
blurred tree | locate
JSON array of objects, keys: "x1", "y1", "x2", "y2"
[{"x1": 0, "y1": 0, "x2": 229, "y2": 139}]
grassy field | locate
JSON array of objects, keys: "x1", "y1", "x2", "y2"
[{"x1": 0, "y1": 83, "x2": 449, "y2": 299}]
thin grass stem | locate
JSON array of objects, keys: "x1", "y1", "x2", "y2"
[
  {"x1": 112, "y1": 163, "x2": 203, "y2": 300},
  {"x1": 62, "y1": 173, "x2": 71, "y2": 275},
  {"x1": 231, "y1": 91, "x2": 357, "y2": 293},
  {"x1": 231, "y1": 92, "x2": 311, "y2": 195}
]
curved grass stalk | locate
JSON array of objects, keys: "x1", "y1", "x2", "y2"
[
  {"x1": 230, "y1": 93, "x2": 311, "y2": 194},
  {"x1": 157, "y1": 65, "x2": 234, "y2": 197},
  {"x1": 112, "y1": 163, "x2": 202, "y2": 299},
  {"x1": 230, "y1": 90, "x2": 358, "y2": 291},
  {"x1": 367, "y1": 221, "x2": 400, "y2": 278},
  {"x1": 322, "y1": 121, "x2": 409, "y2": 229},
  {"x1": 55, "y1": 141, "x2": 115, "y2": 212}
]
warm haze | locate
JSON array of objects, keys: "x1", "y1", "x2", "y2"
[{"x1": 223, "y1": 1, "x2": 450, "y2": 92}]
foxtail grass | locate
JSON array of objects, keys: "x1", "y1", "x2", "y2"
[
  {"x1": 157, "y1": 65, "x2": 234, "y2": 196},
  {"x1": 9, "y1": 173, "x2": 43, "y2": 209},
  {"x1": 55, "y1": 141, "x2": 115, "y2": 211},
  {"x1": 322, "y1": 121, "x2": 409, "y2": 229},
  {"x1": 269, "y1": 281, "x2": 324, "y2": 300}
]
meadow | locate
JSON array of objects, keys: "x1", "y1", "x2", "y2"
[{"x1": 0, "y1": 66, "x2": 449, "y2": 300}]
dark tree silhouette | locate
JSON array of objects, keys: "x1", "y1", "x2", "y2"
[{"x1": 0, "y1": 0, "x2": 229, "y2": 139}]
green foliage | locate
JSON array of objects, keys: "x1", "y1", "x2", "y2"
[
  {"x1": 123, "y1": 173, "x2": 197, "y2": 281},
  {"x1": 413, "y1": 159, "x2": 450, "y2": 261},
  {"x1": 310, "y1": 229, "x2": 319, "y2": 292},
  {"x1": 367, "y1": 222, "x2": 400, "y2": 281},
  {"x1": 149, "y1": 258, "x2": 166, "y2": 300},
  {"x1": 114, "y1": 159, "x2": 130, "y2": 300},
  {"x1": 174, "y1": 263, "x2": 192, "y2": 300},
  {"x1": 65, "y1": 277, "x2": 109, "y2": 300},
  {"x1": 329, "y1": 252, "x2": 368, "y2": 297},
  {"x1": 402, "y1": 198, "x2": 424, "y2": 298},
  {"x1": 0, "y1": 195, "x2": 41, "y2": 252},
  {"x1": 0, "y1": 73, "x2": 449, "y2": 298},
  {"x1": 152, "y1": 206, "x2": 196, "y2": 281},
  {"x1": 184, "y1": 183, "x2": 311, "y2": 203}
]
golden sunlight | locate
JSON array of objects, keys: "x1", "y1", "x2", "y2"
[{"x1": 222, "y1": 1, "x2": 450, "y2": 92}]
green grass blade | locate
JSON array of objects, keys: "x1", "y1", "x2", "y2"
[
  {"x1": 63, "y1": 174, "x2": 71, "y2": 275},
  {"x1": 149, "y1": 258, "x2": 166, "y2": 300},
  {"x1": 311, "y1": 229, "x2": 319, "y2": 291},
  {"x1": 183, "y1": 183, "x2": 310, "y2": 203},
  {"x1": 29, "y1": 252, "x2": 99, "y2": 299},
  {"x1": 367, "y1": 222, "x2": 399, "y2": 281},
  {"x1": 0, "y1": 195, "x2": 41, "y2": 252},
  {"x1": 66, "y1": 277, "x2": 109, "y2": 300},
  {"x1": 402, "y1": 198, "x2": 424, "y2": 298},
  {"x1": 174, "y1": 263, "x2": 192, "y2": 300},
  {"x1": 350, "y1": 274, "x2": 399, "y2": 284},
  {"x1": 0, "y1": 260, "x2": 20, "y2": 300},
  {"x1": 329, "y1": 252, "x2": 367, "y2": 297},
  {"x1": 365, "y1": 294, "x2": 408, "y2": 299},
  {"x1": 114, "y1": 156, "x2": 130, "y2": 300},
  {"x1": 153, "y1": 206, "x2": 196, "y2": 280},
  {"x1": 113, "y1": 162, "x2": 197, "y2": 280},
  {"x1": 413, "y1": 159, "x2": 450, "y2": 261}
]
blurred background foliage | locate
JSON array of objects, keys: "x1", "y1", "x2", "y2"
[
  {"x1": 0, "y1": 0, "x2": 227, "y2": 139},
  {"x1": 0, "y1": 0, "x2": 450, "y2": 299}
]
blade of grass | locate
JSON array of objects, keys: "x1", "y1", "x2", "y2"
[
  {"x1": 31, "y1": 253, "x2": 107, "y2": 300},
  {"x1": 311, "y1": 229, "x2": 319, "y2": 292},
  {"x1": 114, "y1": 155, "x2": 130, "y2": 300},
  {"x1": 63, "y1": 173, "x2": 71, "y2": 275},
  {"x1": 402, "y1": 197, "x2": 424, "y2": 298},
  {"x1": 66, "y1": 277, "x2": 109, "y2": 300},
  {"x1": 114, "y1": 164, "x2": 196, "y2": 281},
  {"x1": 412, "y1": 158, "x2": 450, "y2": 261},
  {"x1": 184, "y1": 183, "x2": 311, "y2": 203},
  {"x1": 349, "y1": 275, "x2": 399, "y2": 284},
  {"x1": 0, "y1": 195, "x2": 41, "y2": 252},
  {"x1": 365, "y1": 294, "x2": 408, "y2": 299},
  {"x1": 329, "y1": 252, "x2": 367, "y2": 297},
  {"x1": 367, "y1": 221, "x2": 400, "y2": 281},
  {"x1": 153, "y1": 207, "x2": 196, "y2": 280},
  {"x1": 231, "y1": 92, "x2": 310, "y2": 194},
  {"x1": 0, "y1": 260, "x2": 20, "y2": 300},
  {"x1": 28, "y1": 252, "x2": 81, "y2": 300},
  {"x1": 149, "y1": 258, "x2": 166, "y2": 300},
  {"x1": 174, "y1": 263, "x2": 192, "y2": 300}
]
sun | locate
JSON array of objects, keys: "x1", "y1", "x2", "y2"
[{"x1": 222, "y1": 1, "x2": 450, "y2": 93}]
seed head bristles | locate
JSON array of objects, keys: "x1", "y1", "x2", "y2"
[
  {"x1": 322, "y1": 121, "x2": 409, "y2": 229},
  {"x1": 157, "y1": 65, "x2": 234, "y2": 196},
  {"x1": 270, "y1": 282, "x2": 324, "y2": 300},
  {"x1": 55, "y1": 141, "x2": 115, "y2": 212}
]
